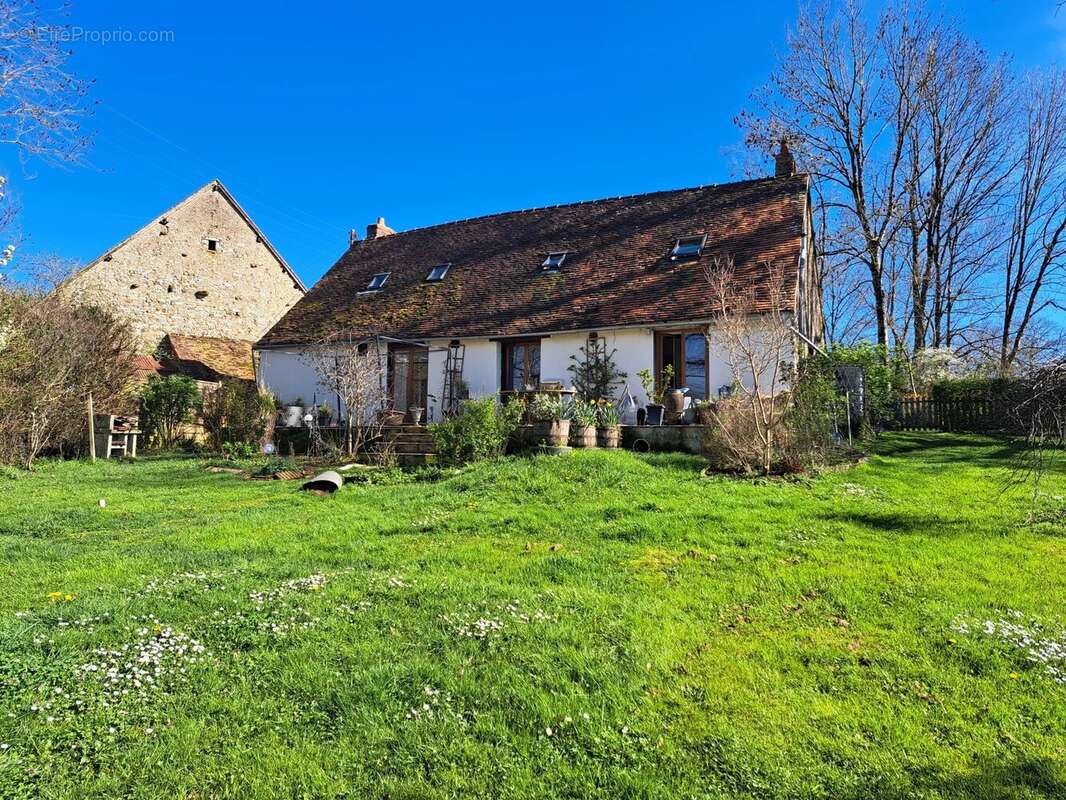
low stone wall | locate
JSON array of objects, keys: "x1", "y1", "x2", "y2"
[{"x1": 621, "y1": 425, "x2": 707, "y2": 454}]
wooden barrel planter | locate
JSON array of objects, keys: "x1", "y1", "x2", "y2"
[
  {"x1": 596, "y1": 426, "x2": 621, "y2": 448},
  {"x1": 572, "y1": 424, "x2": 597, "y2": 448},
  {"x1": 533, "y1": 419, "x2": 571, "y2": 447}
]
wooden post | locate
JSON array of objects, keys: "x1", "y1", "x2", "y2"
[{"x1": 87, "y1": 393, "x2": 96, "y2": 463}]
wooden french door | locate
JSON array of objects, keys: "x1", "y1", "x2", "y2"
[
  {"x1": 389, "y1": 348, "x2": 428, "y2": 412},
  {"x1": 655, "y1": 331, "x2": 709, "y2": 400},
  {"x1": 502, "y1": 339, "x2": 542, "y2": 391}
]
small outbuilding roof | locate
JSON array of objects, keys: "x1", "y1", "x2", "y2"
[{"x1": 163, "y1": 333, "x2": 255, "y2": 382}]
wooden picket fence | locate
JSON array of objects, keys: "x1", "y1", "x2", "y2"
[{"x1": 896, "y1": 397, "x2": 1012, "y2": 432}]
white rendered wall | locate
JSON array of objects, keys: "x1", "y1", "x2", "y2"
[
  {"x1": 539, "y1": 329, "x2": 655, "y2": 423},
  {"x1": 258, "y1": 322, "x2": 790, "y2": 425},
  {"x1": 257, "y1": 343, "x2": 388, "y2": 423},
  {"x1": 257, "y1": 349, "x2": 323, "y2": 407},
  {"x1": 421, "y1": 337, "x2": 502, "y2": 423}
]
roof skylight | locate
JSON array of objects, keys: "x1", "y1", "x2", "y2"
[
  {"x1": 366, "y1": 272, "x2": 390, "y2": 290},
  {"x1": 670, "y1": 235, "x2": 706, "y2": 259},
  {"x1": 542, "y1": 252, "x2": 568, "y2": 270},
  {"x1": 425, "y1": 263, "x2": 450, "y2": 282}
]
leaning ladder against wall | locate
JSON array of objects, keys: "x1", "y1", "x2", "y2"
[{"x1": 441, "y1": 340, "x2": 466, "y2": 416}]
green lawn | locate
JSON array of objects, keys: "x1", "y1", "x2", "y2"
[{"x1": 1, "y1": 434, "x2": 1065, "y2": 799}]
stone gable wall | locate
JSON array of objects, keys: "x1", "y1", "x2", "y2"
[{"x1": 61, "y1": 184, "x2": 304, "y2": 353}]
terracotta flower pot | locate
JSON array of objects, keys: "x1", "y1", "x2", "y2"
[
  {"x1": 667, "y1": 390, "x2": 686, "y2": 415},
  {"x1": 572, "y1": 424, "x2": 597, "y2": 448},
  {"x1": 596, "y1": 426, "x2": 620, "y2": 448}
]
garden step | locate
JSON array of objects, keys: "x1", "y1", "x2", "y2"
[
  {"x1": 395, "y1": 452, "x2": 437, "y2": 467},
  {"x1": 390, "y1": 440, "x2": 438, "y2": 454},
  {"x1": 387, "y1": 435, "x2": 436, "y2": 446}
]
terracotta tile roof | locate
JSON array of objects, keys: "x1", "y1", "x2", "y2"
[
  {"x1": 132, "y1": 354, "x2": 162, "y2": 373},
  {"x1": 164, "y1": 334, "x2": 255, "y2": 381},
  {"x1": 257, "y1": 175, "x2": 809, "y2": 347}
]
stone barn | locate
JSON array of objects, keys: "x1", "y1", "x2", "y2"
[{"x1": 61, "y1": 180, "x2": 305, "y2": 370}]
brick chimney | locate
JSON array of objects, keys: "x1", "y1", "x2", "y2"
[
  {"x1": 348, "y1": 228, "x2": 359, "y2": 246},
  {"x1": 366, "y1": 217, "x2": 396, "y2": 240},
  {"x1": 774, "y1": 139, "x2": 796, "y2": 177}
]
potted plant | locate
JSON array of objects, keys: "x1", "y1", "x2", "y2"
[
  {"x1": 408, "y1": 405, "x2": 424, "y2": 425},
  {"x1": 280, "y1": 397, "x2": 305, "y2": 427},
  {"x1": 596, "y1": 400, "x2": 621, "y2": 448},
  {"x1": 694, "y1": 399, "x2": 716, "y2": 426},
  {"x1": 528, "y1": 393, "x2": 570, "y2": 447},
  {"x1": 666, "y1": 387, "x2": 686, "y2": 418},
  {"x1": 637, "y1": 366, "x2": 672, "y2": 426},
  {"x1": 317, "y1": 401, "x2": 332, "y2": 427},
  {"x1": 571, "y1": 400, "x2": 598, "y2": 447},
  {"x1": 379, "y1": 408, "x2": 406, "y2": 425}
]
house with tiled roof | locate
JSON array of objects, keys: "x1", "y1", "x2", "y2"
[{"x1": 256, "y1": 158, "x2": 822, "y2": 423}]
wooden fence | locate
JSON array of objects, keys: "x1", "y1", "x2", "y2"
[{"x1": 895, "y1": 397, "x2": 1013, "y2": 432}]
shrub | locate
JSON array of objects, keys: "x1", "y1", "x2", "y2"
[
  {"x1": 699, "y1": 398, "x2": 782, "y2": 474},
  {"x1": 221, "y1": 441, "x2": 257, "y2": 460},
  {"x1": 930, "y1": 376, "x2": 1023, "y2": 402},
  {"x1": 701, "y1": 363, "x2": 849, "y2": 474},
  {"x1": 802, "y1": 343, "x2": 901, "y2": 432},
  {"x1": 140, "y1": 375, "x2": 199, "y2": 449},
  {"x1": 430, "y1": 396, "x2": 524, "y2": 465},
  {"x1": 567, "y1": 336, "x2": 626, "y2": 402},
  {"x1": 201, "y1": 380, "x2": 271, "y2": 452},
  {"x1": 252, "y1": 455, "x2": 296, "y2": 476},
  {"x1": 0, "y1": 293, "x2": 137, "y2": 467},
  {"x1": 781, "y1": 367, "x2": 843, "y2": 469}
]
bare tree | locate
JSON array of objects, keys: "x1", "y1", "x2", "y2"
[
  {"x1": 813, "y1": 185, "x2": 867, "y2": 344},
  {"x1": 901, "y1": 27, "x2": 1012, "y2": 352},
  {"x1": 997, "y1": 70, "x2": 1066, "y2": 374},
  {"x1": 303, "y1": 330, "x2": 391, "y2": 459},
  {"x1": 0, "y1": 1, "x2": 93, "y2": 164},
  {"x1": 0, "y1": 292, "x2": 136, "y2": 467},
  {"x1": 738, "y1": 1, "x2": 929, "y2": 349},
  {"x1": 702, "y1": 257, "x2": 795, "y2": 475}
]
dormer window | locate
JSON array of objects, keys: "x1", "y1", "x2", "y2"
[
  {"x1": 542, "y1": 252, "x2": 568, "y2": 271},
  {"x1": 366, "y1": 272, "x2": 390, "y2": 291},
  {"x1": 670, "y1": 235, "x2": 706, "y2": 259},
  {"x1": 425, "y1": 263, "x2": 450, "y2": 282}
]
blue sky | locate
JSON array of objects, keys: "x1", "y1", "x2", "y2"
[{"x1": 3, "y1": 0, "x2": 1065, "y2": 287}]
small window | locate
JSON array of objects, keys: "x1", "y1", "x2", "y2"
[
  {"x1": 425, "y1": 263, "x2": 450, "y2": 282},
  {"x1": 542, "y1": 252, "x2": 567, "y2": 270},
  {"x1": 366, "y1": 272, "x2": 390, "y2": 291},
  {"x1": 206, "y1": 238, "x2": 219, "y2": 252},
  {"x1": 670, "y1": 235, "x2": 706, "y2": 259}
]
